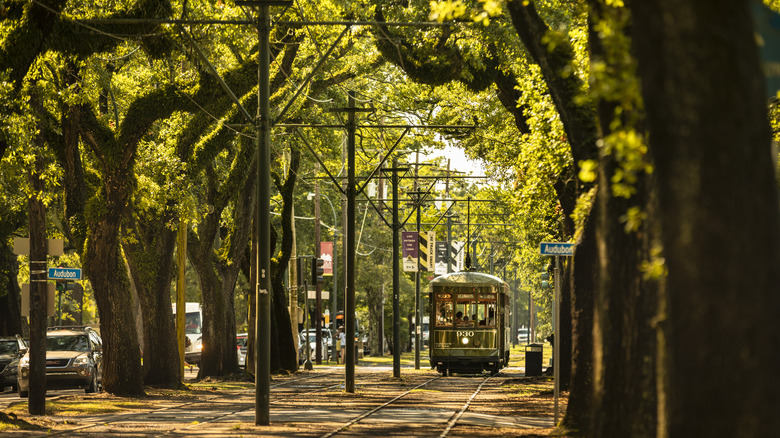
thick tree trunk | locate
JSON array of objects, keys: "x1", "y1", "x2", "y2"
[
  {"x1": 85, "y1": 220, "x2": 144, "y2": 395},
  {"x1": 189, "y1": 147, "x2": 256, "y2": 378},
  {"x1": 365, "y1": 284, "x2": 383, "y2": 357},
  {"x1": 576, "y1": 3, "x2": 658, "y2": 435},
  {"x1": 589, "y1": 167, "x2": 656, "y2": 437},
  {"x1": 0, "y1": 244, "x2": 26, "y2": 337},
  {"x1": 629, "y1": 2, "x2": 780, "y2": 435},
  {"x1": 561, "y1": 197, "x2": 597, "y2": 435},
  {"x1": 124, "y1": 215, "x2": 182, "y2": 386},
  {"x1": 270, "y1": 145, "x2": 303, "y2": 372},
  {"x1": 189, "y1": 229, "x2": 240, "y2": 378}
]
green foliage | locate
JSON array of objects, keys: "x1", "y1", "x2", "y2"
[{"x1": 587, "y1": 2, "x2": 651, "y2": 213}]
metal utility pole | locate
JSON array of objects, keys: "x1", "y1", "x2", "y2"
[
  {"x1": 445, "y1": 160, "x2": 453, "y2": 274},
  {"x1": 314, "y1": 164, "x2": 323, "y2": 364},
  {"x1": 251, "y1": 0, "x2": 285, "y2": 426},
  {"x1": 345, "y1": 91, "x2": 357, "y2": 392},
  {"x1": 28, "y1": 152, "x2": 47, "y2": 415},
  {"x1": 329, "y1": 198, "x2": 339, "y2": 357},
  {"x1": 413, "y1": 151, "x2": 421, "y2": 370},
  {"x1": 303, "y1": 270, "x2": 313, "y2": 371},
  {"x1": 390, "y1": 160, "x2": 403, "y2": 377},
  {"x1": 512, "y1": 270, "x2": 518, "y2": 348}
]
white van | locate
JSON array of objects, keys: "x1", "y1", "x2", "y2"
[{"x1": 172, "y1": 302, "x2": 203, "y2": 365}]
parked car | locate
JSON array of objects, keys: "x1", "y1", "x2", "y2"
[
  {"x1": 236, "y1": 333, "x2": 247, "y2": 369},
  {"x1": 517, "y1": 327, "x2": 530, "y2": 344},
  {"x1": 0, "y1": 335, "x2": 27, "y2": 392},
  {"x1": 17, "y1": 326, "x2": 103, "y2": 397}
]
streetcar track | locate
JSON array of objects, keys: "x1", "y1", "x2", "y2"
[
  {"x1": 439, "y1": 375, "x2": 492, "y2": 437},
  {"x1": 319, "y1": 376, "x2": 441, "y2": 438},
  {"x1": 320, "y1": 373, "x2": 496, "y2": 438},
  {"x1": 5, "y1": 369, "x2": 542, "y2": 437}
]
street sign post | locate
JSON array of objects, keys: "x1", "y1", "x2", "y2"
[
  {"x1": 539, "y1": 242, "x2": 574, "y2": 256},
  {"x1": 48, "y1": 267, "x2": 82, "y2": 280},
  {"x1": 540, "y1": 241, "x2": 574, "y2": 425}
]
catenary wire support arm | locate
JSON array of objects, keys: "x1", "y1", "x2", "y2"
[
  {"x1": 430, "y1": 199, "x2": 459, "y2": 229},
  {"x1": 356, "y1": 128, "x2": 410, "y2": 195},
  {"x1": 274, "y1": 26, "x2": 351, "y2": 124},
  {"x1": 293, "y1": 128, "x2": 346, "y2": 195},
  {"x1": 360, "y1": 190, "x2": 394, "y2": 230},
  {"x1": 401, "y1": 178, "x2": 440, "y2": 228},
  {"x1": 181, "y1": 29, "x2": 255, "y2": 125}
]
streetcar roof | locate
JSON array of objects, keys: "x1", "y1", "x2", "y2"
[{"x1": 429, "y1": 271, "x2": 507, "y2": 287}]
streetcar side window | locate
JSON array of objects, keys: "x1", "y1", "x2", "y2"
[
  {"x1": 435, "y1": 293, "x2": 453, "y2": 326},
  {"x1": 479, "y1": 293, "x2": 497, "y2": 327}
]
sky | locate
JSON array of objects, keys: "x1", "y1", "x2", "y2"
[{"x1": 415, "y1": 144, "x2": 486, "y2": 176}]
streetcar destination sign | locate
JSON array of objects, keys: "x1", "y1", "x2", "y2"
[
  {"x1": 48, "y1": 267, "x2": 82, "y2": 280},
  {"x1": 540, "y1": 242, "x2": 574, "y2": 256}
]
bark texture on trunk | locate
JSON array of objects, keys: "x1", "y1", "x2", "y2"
[
  {"x1": 124, "y1": 215, "x2": 182, "y2": 386},
  {"x1": 630, "y1": 1, "x2": 780, "y2": 436},
  {"x1": 86, "y1": 219, "x2": 144, "y2": 395}
]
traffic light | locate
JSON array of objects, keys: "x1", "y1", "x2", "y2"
[
  {"x1": 540, "y1": 272, "x2": 552, "y2": 289},
  {"x1": 55, "y1": 281, "x2": 76, "y2": 293},
  {"x1": 312, "y1": 258, "x2": 324, "y2": 285},
  {"x1": 297, "y1": 257, "x2": 309, "y2": 286}
]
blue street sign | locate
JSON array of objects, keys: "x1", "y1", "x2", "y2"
[
  {"x1": 48, "y1": 267, "x2": 82, "y2": 280},
  {"x1": 540, "y1": 242, "x2": 574, "y2": 257}
]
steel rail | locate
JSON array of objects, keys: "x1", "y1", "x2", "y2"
[
  {"x1": 318, "y1": 376, "x2": 441, "y2": 438},
  {"x1": 439, "y1": 375, "x2": 493, "y2": 438}
]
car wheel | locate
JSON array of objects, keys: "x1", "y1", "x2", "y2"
[{"x1": 85, "y1": 368, "x2": 98, "y2": 394}]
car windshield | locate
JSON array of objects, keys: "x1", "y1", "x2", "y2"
[
  {"x1": 185, "y1": 312, "x2": 201, "y2": 334},
  {"x1": 0, "y1": 340, "x2": 18, "y2": 354},
  {"x1": 46, "y1": 335, "x2": 89, "y2": 352}
]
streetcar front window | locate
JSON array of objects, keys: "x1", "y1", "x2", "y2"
[
  {"x1": 455, "y1": 293, "x2": 476, "y2": 327},
  {"x1": 433, "y1": 287, "x2": 499, "y2": 328}
]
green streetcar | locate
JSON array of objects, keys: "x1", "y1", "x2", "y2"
[{"x1": 428, "y1": 271, "x2": 511, "y2": 376}]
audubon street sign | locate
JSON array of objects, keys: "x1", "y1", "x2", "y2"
[
  {"x1": 48, "y1": 267, "x2": 82, "y2": 280},
  {"x1": 539, "y1": 242, "x2": 574, "y2": 257}
]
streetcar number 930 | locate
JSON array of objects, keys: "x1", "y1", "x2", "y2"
[{"x1": 457, "y1": 331, "x2": 474, "y2": 337}]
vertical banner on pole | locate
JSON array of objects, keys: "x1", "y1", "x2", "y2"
[
  {"x1": 321, "y1": 242, "x2": 333, "y2": 276},
  {"x1": 418, "y1": 231, "x2": 435, "y2": 271},
  {"x1": 435, "y1": 241, "x2": 448, "y2": 275},
  {"x1": 452, "y1": 241, "x2": 465, "y2": 272},
  {"x1": 402, "y1": 231, "x2": 418, "y2": 272}
]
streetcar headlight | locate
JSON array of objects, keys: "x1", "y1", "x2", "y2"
[{"x1": 461, "y1": 337, "x2": 469, "y2": 345}]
